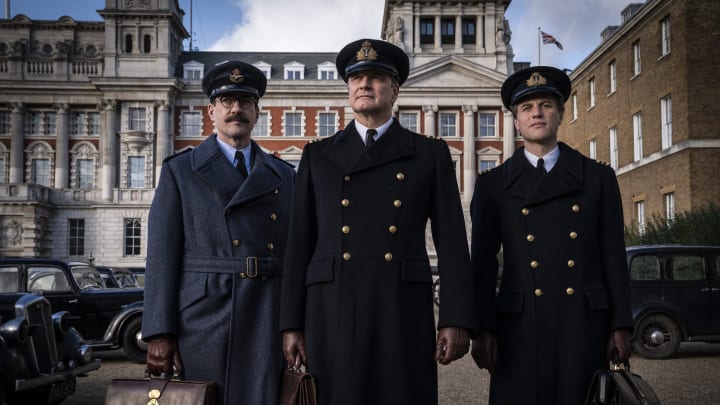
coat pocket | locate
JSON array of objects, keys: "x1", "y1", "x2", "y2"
[
  {"x1": 305, "y1": 257, "x2": 334, "y2": 285},
  {"x1": 585, "y1": 288, "x2": 610, "y2": 310},
  {"x1": 400, "y1": 258, "x2": 432, "y2": 283},
  {"x1": 495, "y1": 293, "x2": 524, "y2": 313},
  {"x1": 178, "y1": 274, "x2": 208, "y2": 312}
]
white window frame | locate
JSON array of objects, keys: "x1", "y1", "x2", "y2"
[
  {"x1": 283, "y1": 111, "x2": 305, "y2": 137},
  {"x1": 254, "y1": 61, "x2": 272, "y2": 80},
  {"x1": 572, "y1": 93, "x2": 578, "y2": 121},
  {"x1": 127, "y1": 156, "x2": 145, "y2": 188},
  {"x1": 589, "y1": 139, "x2": 597, "y2": 159},
  {"x1": 438, "y1": 112, "x2": 458, "y2": 137},
  {"x1": 284, "y1": 62, "x2": 305, "y2": 80},
  {"x1": 478, "y1": 159, "x2": 497, "y2": 173},
  {"x1": 24, "y1": 112, "x2": 41, "y2": 135},
  {"x1": 589, "y1": 78, "x2": 596, "y2": 108},
  {"x1": 316, "y1": 111, "x2": 338, "y2": 137},
  {"x1": 609, "y1": 61, "x2": 617, "y2": 94},
  {"x1": 68, "y1": 218, "x2": 85, "y2": 257},
  {"x1": 632, "y1": 41, "x2": 641, "y2": 76},
  {"x1": 661, "y1": 16, "x2": 671, "y2": 56},
  {"x1": 180, "y1": 111, "x2": 202, "y2": 137},
  {"x1": 399, "y1": 112, "x2": 419, "y2": 132},
  {"x1": 87, "y1": 112, "x2": 101, "y2": 135},
  {"x1": 664, "y1": 192, "x2": 675, "y2": 223},
  {"x1": 636, "y1": 201, "x2": 646, "y2": 234},
  {"x1": 317, "y1": 62, "x2": 337, "y2": 80},
  {"x1": 32, "y1": 158, "x2": 51, "y2": 186},
  {"x1": 128, "y1": 107, "x2": 147, "y2": 131},
  {"x1": 77, "y1": 158, "x2": 94, "y2": 189},
  {"x1": 183, "y1": 60, "x2": 204, "y2": 81},
  {"x1": 478, "y1": 112, "x2": 497, "y2": 137},
  {"x1": 633, "y1": 112, "x2": 643, "y2": 161},
  {"x1": 124, "y1": 218, "x2": 142, "y2": 256},
  {"x1": 609, "y1": 127, "x2": 618, "y2": 169},
  {"x1": 661, "y1": 95, "x2": 672, "y2": 149}
]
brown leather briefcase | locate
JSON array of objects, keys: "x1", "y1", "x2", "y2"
[
  {"x1": 105, "y1": 377, "x2": 216, "y2": 405},
  {"x1": 280, "y1": 366, "x2": 317, "y2": 405}
]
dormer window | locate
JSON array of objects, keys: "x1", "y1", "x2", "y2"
[
  {"x1": 317, "y1": 62, "x2": 337, "y2": 80},
  {"x1": 254, "y1": 61, "x2": 272, "y2": 79},
  {"x1": 284, "y1": 62, "x2": 305, "y2": 80},
  {"x1": 183, "y1": 61, "x2": 204, "y2": 80}
]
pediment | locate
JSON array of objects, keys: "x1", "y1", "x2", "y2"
[{"x1": 404, "y1": 57, "x2": 506, "y2": 89}]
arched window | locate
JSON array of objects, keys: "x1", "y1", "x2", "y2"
[
  {"x1": 125, "y1": 34, "x2": 133, "y2": 53},
  {"x1": 143, "y1": 35, "x2": 152, "y2": 53}
]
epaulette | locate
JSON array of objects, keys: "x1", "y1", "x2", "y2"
[
  {"x1": 307, "y1": 137, "x2": 325, "y2": 144},
  {"x1": 271, "y1": 154, "x2": 296, "y2": 169},
  {"x1": 163, "y1": 148, "x2": 191, "y2": 163},
  {"x1": 595, "y1": 159, "x2": 611, "y2": 166},
  {"x1": 479, "y1": 167, "x2": 493, "y2": 176}
]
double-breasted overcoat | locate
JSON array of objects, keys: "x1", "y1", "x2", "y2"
[
  {"x1": 470, "y1": 143, "x2": 633, "y2": 405},
  {"x1": 143, "y1": 135, "x2": 295, "y2": 405},
  {"x1": 279, "y1": 120, "x2": 476, "y2": 405}
]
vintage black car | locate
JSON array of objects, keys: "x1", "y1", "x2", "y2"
[
  {"x1": 0, "y1": 293, "x2": 101, "y2": 404},
  {"x1": 95, "y1": 266, "x2": 141, "y2": 289},
  {"x1": 0, "y1": 258, "x2": 146, "y2": 363},
  {"x1": 628, "y1": 245, "x2": 720, "y2": 358}
]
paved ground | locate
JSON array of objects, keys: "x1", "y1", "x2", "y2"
[{"x1": 64, "y1": 341, "x2": 720, "y2": 404}]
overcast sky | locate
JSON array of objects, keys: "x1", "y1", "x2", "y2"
[{"x1": 11, "y1": 0, "x2": 636, "y2": 70}]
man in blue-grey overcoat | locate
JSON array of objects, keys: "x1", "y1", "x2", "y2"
[
  {"x1": 143, "y1": 61, "x2": 295, "y2": 405},
  {"x1": 470, "y1": 66, "x2": 633, "y2": 405}
]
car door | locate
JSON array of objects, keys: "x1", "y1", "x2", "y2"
[{"x1": 661, "y1": 251, "x2": 710, "y2": 337}]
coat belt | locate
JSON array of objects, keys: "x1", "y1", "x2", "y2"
[{"x1": 181, "y1": 255, "x2": 283, "y2": 278}]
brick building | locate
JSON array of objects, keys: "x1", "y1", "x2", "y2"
[
  {"x1": 0, "y1": 0, "x2": 521, "y2": 263},
  {"x1": 558, "y1": 0, "x2": 720, "y2": 230}
]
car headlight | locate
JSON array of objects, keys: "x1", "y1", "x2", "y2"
[
  {"x1": 52, "y1": 311, "x2": 72, "y2": 335},
  {"x1": 77, "y1": 344, "x2": 93, "y2": 364},
  {"x1": 0, "y1": 318, "x2": 28, "y2": 346}
]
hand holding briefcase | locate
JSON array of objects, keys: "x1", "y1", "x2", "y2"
[
  {"x1": 585, "y1": 356, "x2": 660, "y2": 405},
  {"x1": 280, "y1": 366, "x2": 317, "y2": 405}
]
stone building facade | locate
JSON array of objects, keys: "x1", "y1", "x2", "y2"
[
  {"x1": 558, "y1": 0, "x2": 720, "y2": 231},
  {"x1": 0, "y1": 0, "x2": 520, "y2": 264}
]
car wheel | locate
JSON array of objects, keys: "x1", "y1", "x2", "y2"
[
  {"x1": 433, "y1": 278, "x2": 440, "y2": 307},
  {"x1": 633, "y1": 313, "x2": 681, "y2": 359},
  {"x1": 121, "y1": 317, "x2": 147, "y2": 364}
]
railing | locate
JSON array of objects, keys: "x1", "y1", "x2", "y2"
[
  {"x1": 25, "y1": 60, "x2": 54, "y2": 75},
  {"x1": 71, "y1": 61, "x2": 100, "y2": 76}
]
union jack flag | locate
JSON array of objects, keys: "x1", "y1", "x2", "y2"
[{"x1": 541, "y1": 31, "x2": 564, "y2": 50}]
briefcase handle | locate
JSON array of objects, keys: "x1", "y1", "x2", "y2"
[{"x1": 610, "y1": 349, "x2": 630, "y2": 371}]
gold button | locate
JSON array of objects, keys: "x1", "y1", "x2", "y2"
[
  {"x1": 572, "y1": 204, "x2": 580, "y2": 213},
  {"x1": 393, "y1": 200, "x2": 402, "y2": 208},
  {"x1": 567, "y1": 259, "x2": 576, "y2": 268},
  {"x1": 341, "y1": 199, "x2": 350, "y2": 207},
  {"x1": 341, "y1": 225, "x2": 350, "y2": 234},
  {"x1": 232, "y1": 240, "x2": 241, "y2": 247},
  {"x1": 521, "y1": 208, "x2": 530, "y2": 216},
  {"x1": 530, "y1": 260, "x2": 539, "y2": 269},
  {"x1": 566, "y1": 287, "x2": 575, "y2": 295},
  {"x1": 270, "y1": 213, "x2": 278, "y2": 221},
  {"x1": 342, "y1": 252, "x2": 351, "y2": 261},
  {"x1": 267, "y1": 243, "x2": 274, "y2": 251},
  {"x1": 396, "y1": 172, "x2": 405, "y2": 181},
  {"x1": 526, "y1": 234, "x2": 535, "y2": 242},
  {"x1": 569, "y1": 231, "x2": 578, "y2": 239},
  {"x1": 273, "y1": 189, "x2": 279, "y2": 194},
  {"x1": 388, "y1": 225, "x2": 397, "y2": 234},
  {"x1": 344, "y1": 175, "x2": 351, "y2": 182},
  {"x1": 384, "y1": 253, "x2": 393, "y2": 262},
  {"x1": 534, "y1": 289, "x2": 543, "y2": 297}
]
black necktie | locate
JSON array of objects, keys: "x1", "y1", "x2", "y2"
[
  {"x1": 537, "y1": 158, "x2": 547, "y2": 175},
  {"x1": 235, "y1": 150, "x2": 249, "y2": 178},
  {"x1": 366, "y1": 129, "x2": 377, "y2": 148}
]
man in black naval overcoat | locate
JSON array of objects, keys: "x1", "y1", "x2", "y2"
[
  {"x1": 143, "y1": 61, "x2": 295, "y2": 404},
  {"x1": 279, "y1": 38, "x2": 476, "y2": 405},
  {"x1": 469, "y1": 66, "x2": 633, "y2": 404}
]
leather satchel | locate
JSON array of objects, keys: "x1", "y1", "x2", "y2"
[
  {"x1": 280, "y1": 366, "x2": 317, "y2": 405},
  {"x1": 105, "y1": 377, "x2": 216, "y2": 405},
  {"x1": 585, "y1": 358, "x2": 660, "y2": 405}
]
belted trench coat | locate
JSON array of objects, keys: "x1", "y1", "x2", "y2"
[{"x1": 143, "y1": 135, "x2": 295, "y2": 405}]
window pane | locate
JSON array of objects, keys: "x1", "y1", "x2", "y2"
[
  {"x1": 399, "y1": 113, "x2": 418, "y2": 132},
  {"x1": 181, "y1": 111, "x2": 201, "y2": 136},
  {"x1": 0, "y1": 111, "x2": 10, "y2": 134},
  {"x1": 129, "y1": 108, "x2": 146, "y2": 131},
  {"x1": 68, "y1": 218, "x2": 85, "y2": 256},
  {"x1": 420, "y1": 18, "x2": 434, "y2": 44},
  {"x1": 124, "y1": 218, "x2": 142, "y2": 256},
  {"x1": 318, "y1": 112, "x2": 336, "y2": 136},
  {"x1": 666, "y1": 255, "x2": 704, "y2": 281},
  {"x1": 77, "y1": 159, "x2": 94, "y2": 189},
  {"x1": 439, "y1": 113, "x2": 456, "y2": 137},
  {"x1": 128, "y1": 156, "x2": 145, "y2": 188},
  {"x1": 88, "y1": 112, "x2": 101, "y2": 135},
  {"x1": 284, "y1": 113, "x2": 302, "y2": 136},
  {"x1": 0, "y1": 267, "x2": 19, "y2": 292},
  {"x1": 630, "y1": 255, "x2": 660, "y2": 281},
  {"x1": 44, "y1": 112, "x2": 57, "y2": 135},
  {"x1": 32, "y1": 159, "x2": 51, "y2": 186},
  {"x1": 252, "y1": 112, "x2": 269, "y2": 136},
  {"x1": 462, "y1": 19, "x2": 476, "y2": 44},
  {"x1": 479, "y1": 113, "x2": 495, "y2": 136}
]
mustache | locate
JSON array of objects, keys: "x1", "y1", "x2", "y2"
[{"x1": 225, "y1": 114, "x2": 250, "y2": 123}]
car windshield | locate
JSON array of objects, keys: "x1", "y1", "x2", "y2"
[
  {"x1": 71, "y1": 266, "x2": 105, "y2": 289},
  {"x1": 112, "y1": 269, "x2": 139, "y2": 288}
]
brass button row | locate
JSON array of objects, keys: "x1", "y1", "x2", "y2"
[
  {"x1": 534, "y1": 288, "x2": 575, "y2": 296},
  {"x1": 341, "y1": 252, "x2": 394, "y2": 262},
  {"x1": 232, "y1": 240, "x2": 274, "y2": 251}
]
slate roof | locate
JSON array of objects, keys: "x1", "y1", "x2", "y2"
[{"x1": 177, "y1": 51, "x2": 340, "y2": 80}]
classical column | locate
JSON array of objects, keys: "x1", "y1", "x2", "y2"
[
  {"x1": 54, "y1": 104, "x2": 69, "y2": 189},
  {"x1": 155, "y1": 100, "x2": 170, "y2": 186},
  {"x1": 414, "y1": 14, "x2": 421, "y2": 53},
  {"x1": 101, "y1": 100, "x2": 118, "y2": 201},
  {"x1": 503, "y1": 107, "x2": 515, "y2": 162},
  {"x1": 434, "y1": 15, "x2": 442, "y2": 52},
  {"x1": 476, "y1": 15, "x2": 484, "y2": 52},
  {"x1": 423, "y1": 105, "x2": 437, "y2": 137},
  {"x1": 463, "y1": 105, "x2": 477, "y2": 203},
  {"x1": 455, "y1": 15, "x2": 463, "y2": 52},
  {"x1": 9, "y1": 103, "x2": 24, "y2": 184},
  {"x1": 484, "y1": 3, "x2": 496, "y2": 54}
]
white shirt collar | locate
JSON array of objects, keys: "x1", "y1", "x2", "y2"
[
  {"x1": 354, "y1": 118, "x2": 394, "y2": 143},
  {"x1": 524, "y1": 145, "x2": 560, "y2": 172}
]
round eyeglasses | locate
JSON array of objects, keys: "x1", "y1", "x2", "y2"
[{"x1": 217, "y1": 96, "x2": 256, "y2": 109}]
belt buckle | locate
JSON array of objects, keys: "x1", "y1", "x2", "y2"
[{"x1": 246, "y1": 257, "x2": 258, "y2": 278}]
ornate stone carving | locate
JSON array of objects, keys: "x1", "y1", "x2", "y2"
[
  {"x1": 0, "y1": 220, "x2": 23, "y2": 247},
  {"x1": 125, "y1": 0, "x2": 151, "y2": 9}
]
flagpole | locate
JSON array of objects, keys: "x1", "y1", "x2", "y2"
[{"x1": 537, "y1": 27, "x2": 541, "y2": 65}]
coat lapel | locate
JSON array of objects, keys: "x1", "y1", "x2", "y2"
[
  {"x1": 505, "y1": 143, "x2": 584, "y2": 206},
  {"x1": 322, "y1": 122, "x2": 366, "y2": 173}
]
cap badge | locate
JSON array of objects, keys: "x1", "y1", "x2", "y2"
[
  {"x1": 526, "y1": 72, "x2": 548, "y2": 87},
  {"x1": 229, "y1": 68, "x2": 244, "y2": 83},
  {"x1": 356, "y1": 40, "x2": 378, "y2": 61}
]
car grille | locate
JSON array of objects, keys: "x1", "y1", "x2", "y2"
[{"x1": 14, "y1": 294, "x2": 59, "y2": 375}]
